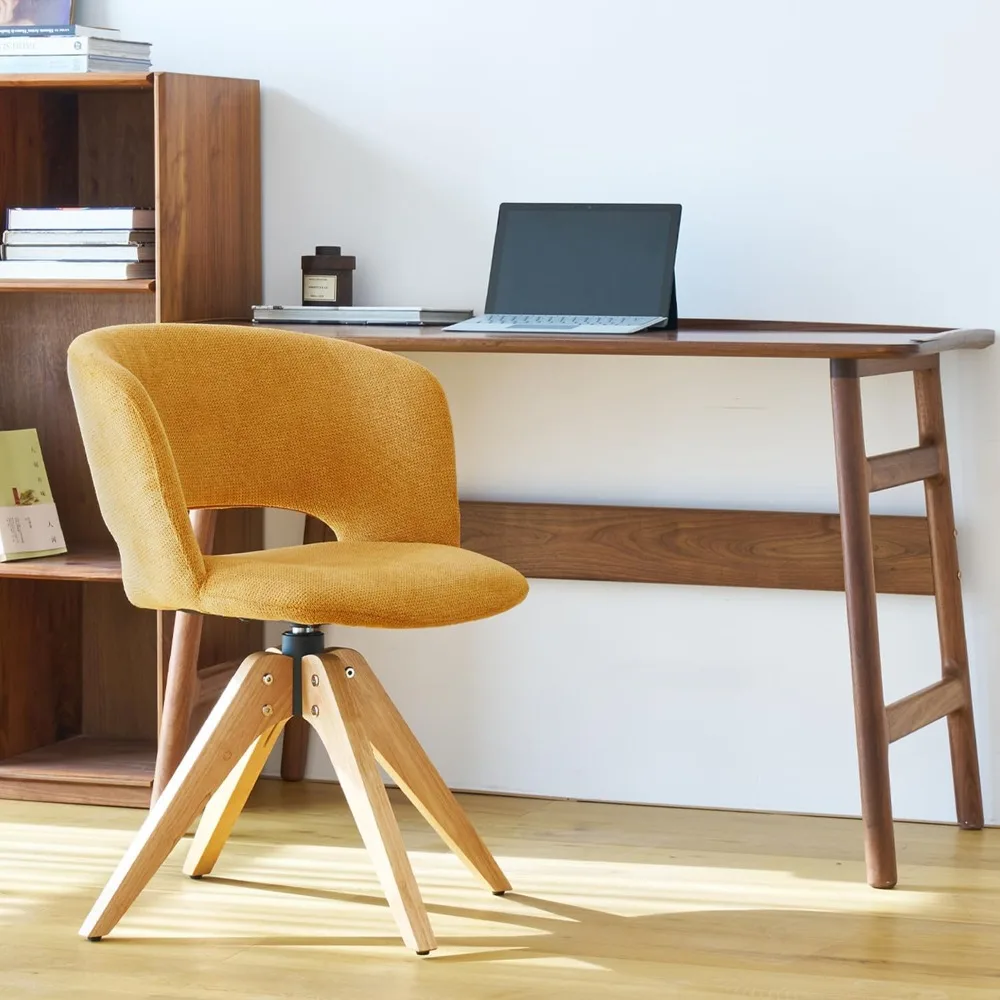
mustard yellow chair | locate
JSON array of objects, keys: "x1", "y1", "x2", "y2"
[{"x1": 67, "y1": 324, "x2": 528, "y2": 954}]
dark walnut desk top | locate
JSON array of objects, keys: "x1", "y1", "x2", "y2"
[{"x1": 249, "y1": 319, "x2": 994, "y2": 360}]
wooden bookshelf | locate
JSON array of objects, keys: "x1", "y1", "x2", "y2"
[
  {"x1": 0, "y1": 72, "x2": 153, "y2": 90},
  {"x1": 0, "y1": 73, "x2": 264, "y2": 808},
  {"x1": 0, "y1": 550, "x2": 122, "y2": 582},
  {"x1": 0, "y1": 737, "x2": 155, "y2": 807},
  {"x1": 0, "y1": 279, "x2": 155, "y2": 293}
]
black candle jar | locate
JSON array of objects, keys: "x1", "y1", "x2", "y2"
[{"x1": 301, "y1": 246, "x2": 357, "y2": 306}]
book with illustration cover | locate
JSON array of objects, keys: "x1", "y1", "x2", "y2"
[
  {"x1": 0, "y1": 0, "x2": 76, "y2": 33},
  {"x1": 0, "y1": 428, "x2": 66, "y2": 561}
]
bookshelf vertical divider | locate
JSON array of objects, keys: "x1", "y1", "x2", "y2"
[{"x1": 0, "y1": 72, "x2": 264, "y2": 807}]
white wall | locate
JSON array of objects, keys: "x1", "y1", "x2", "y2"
[{"x1": 80, "y1": 0, "x2": 1000, "y2": 822}]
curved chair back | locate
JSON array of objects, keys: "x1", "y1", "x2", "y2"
[{"x1": 68, "y1": 324, "x2": 459, "y2": 610}]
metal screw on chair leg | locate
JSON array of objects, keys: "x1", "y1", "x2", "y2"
[
  {"x1": 345, "y1": 667, "x2": 355, "y2": 679},
  {"x1": 262, "y1": 704, "x2": 274, "y2": 717},
  {"x1": 262, "y1": 673, "x2": 274, "y2": 686},
  {"x1": 311, "y1": 705, "x2": 320, "y2": 717},
  {"x1": 311, "y1": 674, "x2": 320, "y2": 687}
]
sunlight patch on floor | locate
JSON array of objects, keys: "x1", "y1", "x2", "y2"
[
  {"x1": 5, "y1": 790, "x2": 1000, "y2": 998},
  {"x1": 0, "y1": 814, "x2": 947, "y2": 949}
]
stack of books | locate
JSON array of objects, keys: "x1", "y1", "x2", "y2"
[
  {"x1": 0, "y1": 24, "x2": 151, "y2": 75},
  {"x1": 0, "y1": 208, "x2": 156, "y2": 281}
]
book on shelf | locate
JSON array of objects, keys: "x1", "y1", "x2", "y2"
[
  {"x1": 0, "y1": 260, "x2": 155, "y2": 280},
  {"x1": 0, "y1": 36, "x2": 150, "y2": 59},
  {"x1": 0, "y1": 53, "x2": 150, "y2": 73},
  {"x1": 0, "y1": 24, "x2": 120, "y2": 38},
  {"x1": 2, "y1": 243, "x2": 155, "y2": 262},
  {"x1": 7, "y1": 207, "x2": 155, "y2": 230},
  {"x1": 3, "y1": 229, "x2": 154, "y2": 246},
  {"x1": 1, "y1": 209, "x2": 156, "y2": 278},
  {"x1": 0, "y1": 429, "x2": 66, "y2": 563}
]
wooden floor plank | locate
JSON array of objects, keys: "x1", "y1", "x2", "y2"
[{"x1": 1, "y1": 781, "x2": 999, "y2": 998}]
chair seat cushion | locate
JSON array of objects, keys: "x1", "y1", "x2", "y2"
[{"x1": 195, "y1": 540, "x2": 528, "y2": 628}]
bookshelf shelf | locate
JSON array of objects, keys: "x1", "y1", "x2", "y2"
[
  {"x1": 0, "y1": 73, "x2": 152, "y2": 90},
  {"x1": 0, "y1": 737, "x2": 155, "y2": 807},
  {"x1": 0, "y1": 549, "x2": 122, "y2": 582},
  {"x1": 0, "y1": 279, "x2": 155, "y2": 293},
  {"x1": 0, "y1": 71, "x2": 264, "y2": 808}
]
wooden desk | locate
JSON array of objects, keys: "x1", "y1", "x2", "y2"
[
  {"x1": 267, "y1": 318, "x2": 991, "y2": 360},
  {"x1": 258, "y1": 318, "x2": 993, "y2": 890}
]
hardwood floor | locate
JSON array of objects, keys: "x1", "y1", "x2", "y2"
[{"x1": 1, "y1": 780, "x2": 999, "y2": 998}]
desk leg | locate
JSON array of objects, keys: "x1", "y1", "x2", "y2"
[
  {"x1": 280, "y1": 717, "x2": 310, "y2": 782},
  {"x1": 153, "y1": 509, "x2": 218, "y2": 804},
  {"x1": 914, "y1": 365, "x2": 984, "y2": 829},
  {"x1": 830, "y1": 360, "x2": 897, "y2": 889}
]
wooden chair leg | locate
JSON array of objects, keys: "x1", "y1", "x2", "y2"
[
  {"x1": 303, "y1": 651, "x2": 437, "y2": 955},
  {"x1": 830, "y1": 360, "x2": 897, "y2": 889},
  {"x1": 914, "y1": 363, "x2": 984, "y2": 828},
  {"x1": 153, "y1": 509, "x2": 218, "y2": 802},
  {"x1": 183, "y1": 720, "x2": 288, "y2": 878},
  {"x1": 80, "y1": 652, "x2": 291, "y2": 940},
  {"x1": 341, "y1": 648, "x2": 511, "y2": 894}
]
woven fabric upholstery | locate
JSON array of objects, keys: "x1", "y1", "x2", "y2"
[{"x1": 67, "y1": 324, "x2": 528, "y2": 627}]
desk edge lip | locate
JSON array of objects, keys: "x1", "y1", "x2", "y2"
[{"x1": 213, "y1": 319, "x2": 997, "y2": 359}]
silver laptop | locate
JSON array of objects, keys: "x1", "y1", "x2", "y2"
[{"x1": 445, "y1": 202, "x2": 681, "y2": 335}]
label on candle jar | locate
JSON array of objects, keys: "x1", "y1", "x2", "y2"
[{"x1": 303, "y1": 274, "x2": 338, "y2": 302}]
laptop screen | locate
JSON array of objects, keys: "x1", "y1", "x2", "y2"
[{"x1": 485, "y1": 203, "x2": 681, "y2": 316}]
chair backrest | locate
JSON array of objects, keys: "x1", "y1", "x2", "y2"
[{"x1": 68, "y1": 324, "x2": 460, "y2": 610}]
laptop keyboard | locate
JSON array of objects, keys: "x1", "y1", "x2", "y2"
[{"x1": 445, "y1": 314, "x2": 666, "y2": 334}]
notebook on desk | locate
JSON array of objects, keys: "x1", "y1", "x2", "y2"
[{"x1": 445, "y1": 202, "x2": 682, "y2": 335}]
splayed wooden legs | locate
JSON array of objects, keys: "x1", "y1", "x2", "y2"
[
  {"x1": 301, "y1": 650, "x2": 435, "y2": 954},
  {"x1": 81, "y1": 651, "x2": 290, "y2": 939},
  {"x1": 182, "y1": 722, "x2": 287, "y2": 878},
  {"x1": 339, "y1": 649, "x2": 511, "y2": 894},
  {"x1": 913, "y1": 364, "x2": 984, "y2": 830},
  {"x1": 831, "y1": 363, "x2": 896, "y2": 889},
  {"x1": 83, "y1": 644, "x2": 509, "y2": 954},
  {"x1": 831, "y1": 356, "x2": 983, "y2": 890}
]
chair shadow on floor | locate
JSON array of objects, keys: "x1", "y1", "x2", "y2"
[
  {"x1": 104, "y1": 873, "x2": 970, "y2": 985},
  {"x1": 2, "y1": 781, "x2": 986, "y2": 986}
]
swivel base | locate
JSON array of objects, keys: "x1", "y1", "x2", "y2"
[{"x1": 79, "y1": 644, "x2": 511, "y2": 954}]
